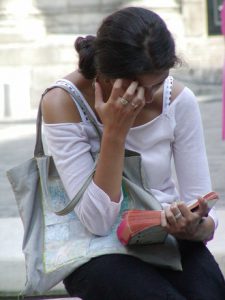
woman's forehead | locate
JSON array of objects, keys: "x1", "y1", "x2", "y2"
[
  {"x1": 108, "y1": 70, "x2": 169, "y2": 89},
  {"x1": 135, "y1": 71, "x2": 169, "y2": 87}
]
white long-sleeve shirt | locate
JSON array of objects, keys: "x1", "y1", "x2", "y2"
[{"x1": 43, "y1": 77, "x2": 218, "y2": 236}]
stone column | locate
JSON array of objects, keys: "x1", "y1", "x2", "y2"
[
  {"x1": 179, "y1": 0, "x2": 223, "y2": 89},
  {"x1": 0, "y1": 0, "x2": 46, "y2": 42},
  {"x1": 0, "y1": 0, "x2": 127, "y2": 120},
  {"x1": 124, "y1": 0, "x2": 183, "y2": 35},
  {"x1": 182, "y1": 0, "x2": 205, "y2": 37},
  {"x1": 0, "y1": 0, "x2": 47, "y2": 119}
]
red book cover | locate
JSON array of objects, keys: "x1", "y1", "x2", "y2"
[{"x1": 117, "y1": 192, "x2": 219, "y2": 246}]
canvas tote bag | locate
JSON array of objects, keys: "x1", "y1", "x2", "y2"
[{"x1": 7, "y1": 80, "x2": 181, "y2": 296}]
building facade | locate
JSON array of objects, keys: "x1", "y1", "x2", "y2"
[{"x1": 0, "y1": 0, "x2": 224, "y2": 120}]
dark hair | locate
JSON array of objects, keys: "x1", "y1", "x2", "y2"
[
  {"x1": 74, "y1": 35, "x2": 96, "y2": 79},
  {"x1": 75, "y1": 7, "x2": 180, "y2": 79}
]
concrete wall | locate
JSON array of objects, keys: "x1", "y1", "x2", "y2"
[
  {"x1": 35, "y1": 0, "x2": 126, "y2": 34},
  {"x1": 176, "y1": 0, "x2": 224, "y2": 86},
  {"x1": 129, "y1": 0, "x2": 224, "y2": 92},
  {"x1": 0, "y1": 0, "x2": 224, "y2": 120}
]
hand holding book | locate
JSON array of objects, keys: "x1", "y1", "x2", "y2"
[{"x1": 117, "y1": 192, "x2": 219, "y2": 246}]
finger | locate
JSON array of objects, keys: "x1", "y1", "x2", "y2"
[
  {"x1": 178, "y1": 201, "x2": 202, "y2": 226},
  {"x1": 123, "y1": 81, "x2": 139, "y2": 102},
  {"x1": 170, "y1": 203, "x2": 182, "y2": 221},
  {"x1": 165, "y1": 206, "x2": 177, "y2": 225},
  {"x1": 177, "y1": 201, "x2": 191, "y2": 219},
  {"x1": 94, "y1": 81, "x2": 104, "y2": 107},
  {"x1": 131, "y1": 86, "x2": 145, "y2": 109},
  {"x1": 109, "y1": 79, "x2": 124, "y2": 101}
]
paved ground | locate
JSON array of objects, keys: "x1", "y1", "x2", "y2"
[
  {"x1": 0, "y1": 95, "x2": 225, "y2": 296},
  {"x1": 198, "y1": 97, "x2": 225, "y2": 207},
  {"x1": 0, "y1": 120, "x2": 37, "y2": 217},
  {"x1": 0, "y1": 97, "x2": 225, "y2": 217}
]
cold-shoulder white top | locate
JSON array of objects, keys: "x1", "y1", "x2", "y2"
[{"x1": 43, "y1": 76, "x2": 217, "y2": 236}]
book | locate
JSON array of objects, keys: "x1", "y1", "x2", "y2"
[{"x1": 116, "y1": 192, "x2": 219, "y2": 246}]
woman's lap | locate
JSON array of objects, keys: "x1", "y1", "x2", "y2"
[
  {"x1": 64, "y1": 254, "x2": 185, "y2": 300},
  {"x1": 159, "y1": 240, "x2": 225, "y2": 300},
  {"x1": 63, "y1": 241, "x2": 225, "y2": 300}
]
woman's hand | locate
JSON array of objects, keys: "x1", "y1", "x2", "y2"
[
  {"x1": 93, "y1": 79, "x2": 145, "y2": 203},
  {"x1": 94, "y1": 79, "x2": 145, "y2": 139},
  {"x1": 161, "y1": 198, "x2": 215, "y2": 241}
]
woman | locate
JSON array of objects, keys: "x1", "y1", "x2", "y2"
[{"x1": 42, "y1": 7, "x2": 225, "y2": 300}]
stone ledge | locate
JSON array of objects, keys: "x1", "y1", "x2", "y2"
[{"x1": 0, "y1": 211, "x2": 224, "y2": 294}]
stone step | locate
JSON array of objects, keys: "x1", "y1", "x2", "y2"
[{"x1": 0, "y1": 210, "x2": 224, "y2": 296}]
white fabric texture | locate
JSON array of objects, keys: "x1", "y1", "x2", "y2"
[{"x1": 43, "y1": 77, "x2": 218, "y2": 236}]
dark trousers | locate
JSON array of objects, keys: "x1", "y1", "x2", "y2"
[{"x1": 63, "y1": 241, "x2": 225, "y2": 300}]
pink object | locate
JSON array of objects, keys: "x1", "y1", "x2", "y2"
[
  {"x1": 222, "y1": 62, "x2": 225, "y2": 140},
  {"x1": 39, "y1": 298, "x2": 82, "y2": 300},
  {"x1": 221, "y1": 1, "x2": 225, "y2": 35},
  {"x1": 221, "y1": 1, "x2": 225, "y2": 140}
]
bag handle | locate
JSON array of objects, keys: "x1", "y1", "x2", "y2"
[
  {"x1": 34, "y1": 81, "x2": 102, "y2": 157},
  {"x1": 34, "y1": 80, "x2": 161, "y2": 215},
  {"x1": 34, "y1": 81, "x2": 103, "y2": 215}
]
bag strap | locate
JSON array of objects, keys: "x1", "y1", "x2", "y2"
[
  {"x1": 34, "y1": 81, "x2": 103, "y2": 215},
  {"x1": 35, "y1": 102, "x2": 45, "y2": 157},
  {"x1": 34, "y1": 81, "x2": 102, "y2": 157},
  {"x1": 34, "y1": 80, "x2": 160, "y2": 215}
]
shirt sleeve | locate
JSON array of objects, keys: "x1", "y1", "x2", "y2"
[
  {"x1": 75, "y1": 181, "x2": 123, "y2": 236},
  {"x1": 44, "y1": 123, "x2": 123, "y2": 235},
  {"x1": 172, "y1": 88, "x2": 218, "y2": 228}
]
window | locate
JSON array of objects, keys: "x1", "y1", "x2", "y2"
[{"x1": 207, "y1": 0, "x2": 223, "y2": 35}]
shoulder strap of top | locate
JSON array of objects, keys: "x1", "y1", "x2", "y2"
[
  {"x1": 55, "y1": 80, "x2": 88, "y2": 123},
  {"x1": 162, "y1": 75, "x2": 173, "y2": 114},
  {"x1": 55, "y1": 79, "x2": 99, "y2": 124},
  {"x1": 34, "y1": 79, "x2": 102, "y2": 157}
]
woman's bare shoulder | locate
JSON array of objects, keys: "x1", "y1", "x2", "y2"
[
  {"x1": 170, "y1": 79, "x2": 185, "y2": 103},
  {"x1": 41, "y1": 87, "x2": 81, "y2": 124}
]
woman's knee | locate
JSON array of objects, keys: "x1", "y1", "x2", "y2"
[{"x1": 63, "y1": 254, "x2": 186, "y2": 300}]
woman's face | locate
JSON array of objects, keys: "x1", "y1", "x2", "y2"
[
  {"x1": 98, "y1": 70, "x2": 169, "y2": 105},
  {"x1": 135, "y1": 71, "x2": 169, "y2": 104}
]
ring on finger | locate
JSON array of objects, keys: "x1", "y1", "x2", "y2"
[
  {"x1": 119, "y1": 97, "x2": 129, "y2": 106},
  {"x1": 174, "y1": 212, "x2": 182, "y2": 220}
]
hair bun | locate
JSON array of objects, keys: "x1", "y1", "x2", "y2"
[
  {"x1": 75, "y1": 35, "x2": 96, "y2": 52},
  {"x1": 74, "y1": 35, "x2": 96, "y2": 79}
]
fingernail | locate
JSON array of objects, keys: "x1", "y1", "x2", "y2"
[
  {"x1": 114, "y1": 79, "x2": 123, "y2": 88},
  {"x1": 131, "y1": 81, "x2": 138, "y2": 86}
]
